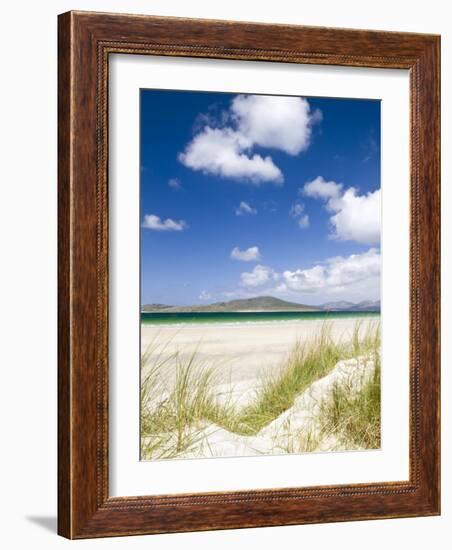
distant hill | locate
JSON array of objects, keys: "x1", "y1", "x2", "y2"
[
  {"x1": 353, "y1": 300, "x2": 381, "y2": 312},
  {"x1": 141, "y1": 296, "x2": 320, "y2": 313},
  {"x1": 141, "y1": 296, "x2": 381, "y2": 313},
  {"x1": 321, "y1": 300, "x2": 380, "y2": 312},
  {"x1": 141, "y1": 303, "x2": 173, "y2": 312}
]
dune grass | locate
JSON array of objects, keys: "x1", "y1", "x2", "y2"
[
  {"x1": 228, "y1": 324, "x2": 347, "y2": 435},
  {"x1": 317, "y1": 352, "x2": 381, "y2": 449},
  {"x1": 224, "y1": 321, "x2": 380, "y2": 437},
  {"x1": 140, "y1": 341, "x2": 223, "y2": 459},
  {"x1": 140, "y1": 321, "x2": 381, "y2": 459}
]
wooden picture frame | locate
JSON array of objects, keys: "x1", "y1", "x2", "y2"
[{"x1": 58, "y1": 10, "x2": 440, "y2": 539}]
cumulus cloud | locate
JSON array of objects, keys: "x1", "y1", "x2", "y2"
[
  {"x1": 179, "y1": 94, "x2": 321, "y2": 184},
  {"x1": 142, "y1": 214, "x2": 188, "y2": 232},
  {"x1": 230, "y1": 246, "x2": 261, "y2": 262},
  {"x1": 328, "y1": 188, "x2": 381, "y2": 245},
  {"x1": 168, "y1": 178, "x2": 181, "y2": 190},
  {"x1": 280, "y1": 265, "x2": 325, "y2": 293},
  {"x1": 225, "y1": 249, "x2": 380, "y2": 302},
  {"x1": 303, "y1": 176, "x2": 343, "y2": 200},
  {"x1": 240, "y1": 265, "x2": 277, "y2": 287},
  {"x1": 231, "y1": 95, "x2": 322, "y2": 155},
  {"x1": 278, "y1": 248, "x2": 380, "y2": 295},
  {"x1": 289, "y1": 202, "x2": 310, "y2": 229},
  {"x1": 235, "y1": 201, "x2": 257, "y2": 216},
  {"x1": 198, "y1": 290, "x2": 212, "y2": 300},
  {"x1": 303, "y1": 176, "x2": 380, "y2": 245},
  {"x1": 179, "y1": 127, "x2": 282, "y2": 184}
]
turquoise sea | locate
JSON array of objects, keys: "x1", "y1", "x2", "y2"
[{"x1": 141, "y1": 310, "x2": 380, "y2": 326}]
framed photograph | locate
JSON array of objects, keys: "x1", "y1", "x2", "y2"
[{"x1": 58, "y1": 11, "x2": 440, "y2": 538}]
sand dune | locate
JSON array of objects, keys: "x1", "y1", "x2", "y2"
[{"x1": 142, "y1": 354, "x2": 377, "y2": 458}]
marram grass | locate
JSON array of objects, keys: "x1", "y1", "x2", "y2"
[
  {"x1": 140, "y1": 321, "x2": 381, "y2": 459},
  {"x1": 317, "y1": 352, "x2": 381, "y2": 449}
]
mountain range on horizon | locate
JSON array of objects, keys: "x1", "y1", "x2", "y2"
[{"x1": 141, "y1": 296, "x2": 381, "y2": 313}]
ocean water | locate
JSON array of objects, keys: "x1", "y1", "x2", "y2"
[{"x1": 141, "y1": 310, "x2": 380, "y2": 326}]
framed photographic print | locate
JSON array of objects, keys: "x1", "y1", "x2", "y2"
[{"x1": 58, "y1": 11, "x2": 440, "y2": 538}]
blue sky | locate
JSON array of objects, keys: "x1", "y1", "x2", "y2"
[{"x1": 140, "y1": 89, "x2": 381, "y2": 306}]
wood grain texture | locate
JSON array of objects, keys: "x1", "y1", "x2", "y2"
[
  {"x1": 57, "y1": 10, "x2": 72, "y2": 538},
  {"x1": 57, "y1": 11, "x2": 440, "y2": 539}
]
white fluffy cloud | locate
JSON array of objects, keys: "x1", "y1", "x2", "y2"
[
  {"x1": 231, "y1": 95, "x2": 321, "y2": 155},
  {"x1": 328, "y1": 188, "x2": 381, "y2": 245},
  {"x1": 179, "y1": 127, "x2": 282, "y2": 184},
  {"x1": 235, "y1": 201, "x2": 257, "y2": 216},
  {"x1": 230, "y1": 246, "x2": 261, "y2": 262},
  {"x1": 227, "y1": 249, "x2": 380, "y2": 301},
  {"x1": 179, "y1": 94, "x2": 321, "y2": 184},
  {"x1": 303, "y1": 176, "x2": 380, "y2": 245},
  {"x1": 240, "y1": 265, "x2": 277, "y2": 287},
  {"x1": 303, "y1": 176, "x2": 343, "y2": 199},
  {"x1": 280, "y1": 265, "x2": 325, "y2": 293},
  {"x1": 142, "y1": 214, "x2": 188, "y2": 232},
  {"x1": 278, "y1": 248, "x2": 380, "y2": 295}
]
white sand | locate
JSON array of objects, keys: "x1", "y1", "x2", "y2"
[{"x1": 141, "y1": 317, "x2": 379, "y2": 386}]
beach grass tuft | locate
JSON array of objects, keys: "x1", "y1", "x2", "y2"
[
  {"x1": 317, "y1": 352, "x2": 381, "y2": 449},
  {"x1": 227, "y1": 322, "x2": 380, "y2": 437},
  {"x1": 141, "y1": 344, "x2": 222, "y2": 458},
  {"x1": 228, "y1": 323, "x2": 342, "y2": 435}
]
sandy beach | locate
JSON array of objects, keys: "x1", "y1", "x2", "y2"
[
  {"x1": 141, "y1": 317, "x2": 379, "y2": 386},
  {"x1": 140, "y1": 316, "x2": 381, "y2": 458}
]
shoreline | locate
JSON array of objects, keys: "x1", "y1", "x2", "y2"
[{"x1": 141, "y1": 312, "x2": 380, "y2": 328}]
